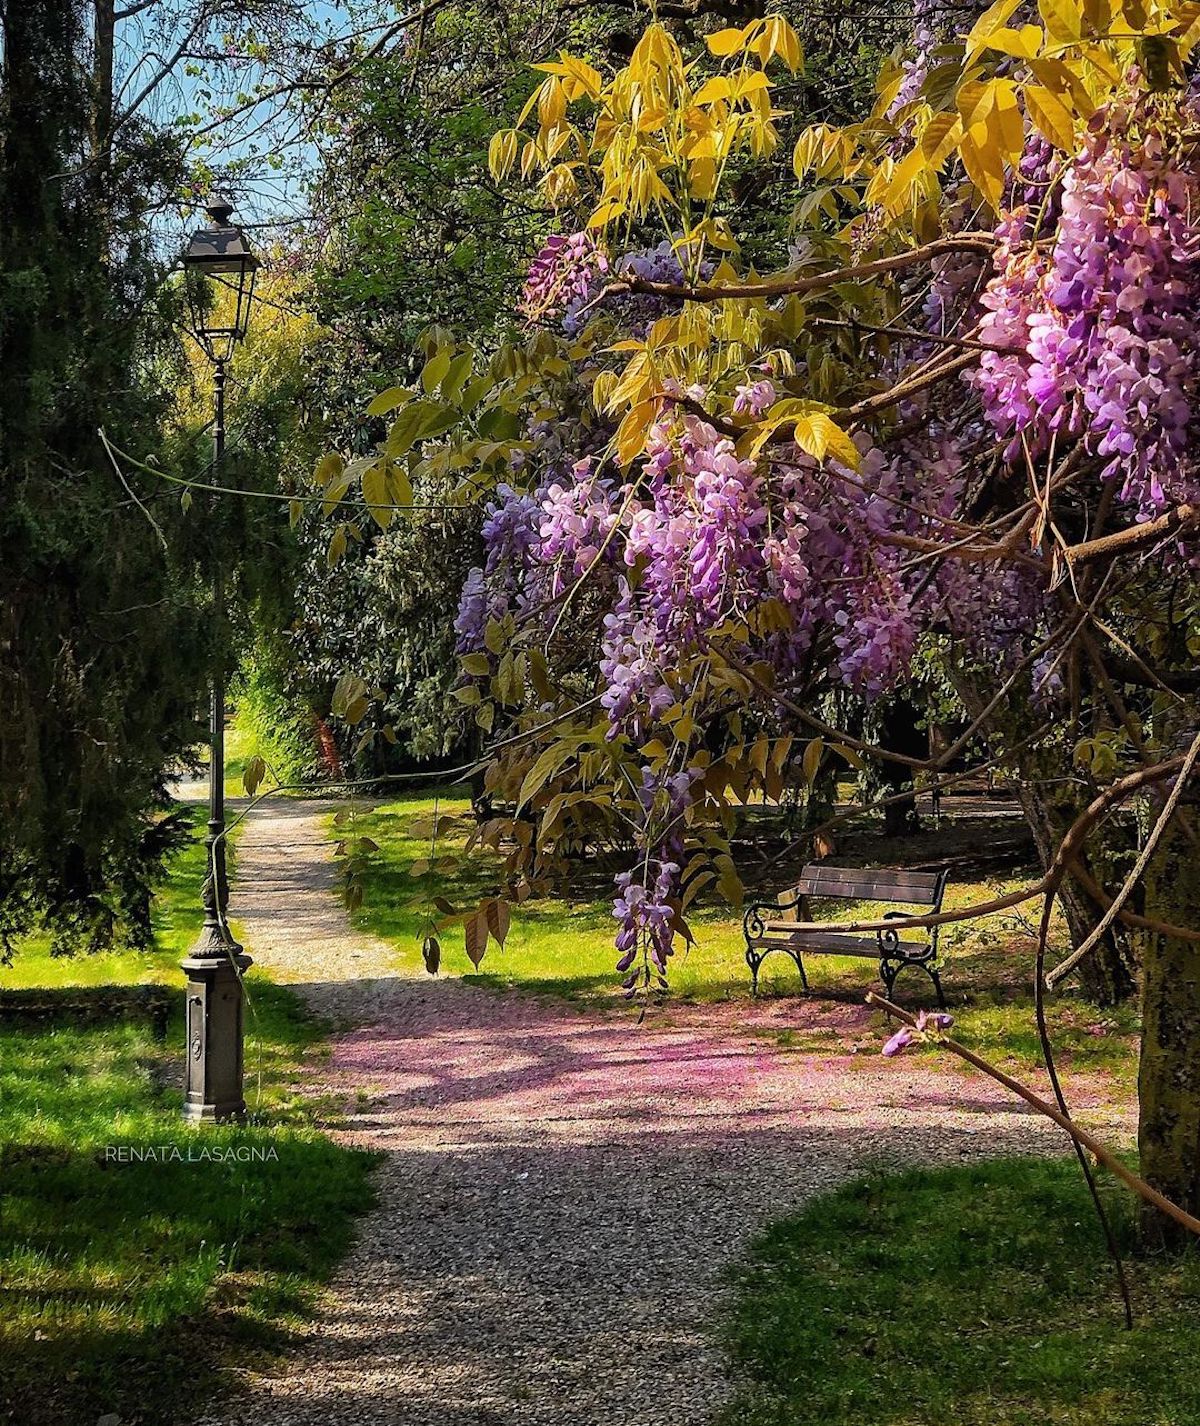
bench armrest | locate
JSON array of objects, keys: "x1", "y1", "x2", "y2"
[
  {"x1": 878, "y1": 909, "x2": 941, "y2": 964},
  {"x1": 742, "y1": 889, "x2": 807, "y2": 939},
  {"x1": 878, "y1": 910, "x2": 909, "y2": 955}
]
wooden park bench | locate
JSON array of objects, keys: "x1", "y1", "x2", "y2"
[{"x1": 742, "y1": 864, "x2": 949, "y2": 1006}]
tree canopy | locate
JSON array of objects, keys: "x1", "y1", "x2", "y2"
[{"x1": 298, "y1": 0, "x2": 1200, "y2": 1228}]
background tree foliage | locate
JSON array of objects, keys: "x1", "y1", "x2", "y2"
[
  {"x1": 261, "y1": 0, "x2": 904, "y2": 776},
  {"x1": 0, "y1": 0, "x2": 212, "y2": 954},
  {"x1": 0, "y1": 0, "x2": 319, "y2": 952}
]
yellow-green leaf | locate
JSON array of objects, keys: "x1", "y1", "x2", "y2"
[
  {"x1": 243, "y1": 754, "x2": 267, "y2": 796},
  {"x1": 1039, "y1": 0, "x2": 1082, "y2": 46},
  {"x1": 706, "y1": 26, "x2": 745, "y2": 56},
  {"x1": 965, "y1": 0, "x2": 1025, "y2": 55},
  {"x1": 361, "y1": 462, "x2": 392, "y2": 529},
  {"x1": 1024, "y1": 82, "x2": 1077, "y2": 151},
  {"x1": 366, "y1": 386, "x2": 410, "y2": 417},
  {"x1": 313, "y1": 452, "x2": 344, "y2": 488},
  {"x1": 421, "y1": 347, "x2": 453, "y2": 394},
  {"x1": 985, "y1": 23, "x2": 1044, "y2": 57},
  {"x1": 920, "y1": 111, "x2": 963, "y2": 168}
]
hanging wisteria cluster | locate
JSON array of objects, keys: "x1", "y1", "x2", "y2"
[
  {"x1": 454, "y1": 91, "x2": 1200, "y2": 981},
  {"x1": 972, "y1": 121, "x2": 1200, "y2": 518},
  {"x1": 520, "y1": 232, "x2": 714, "y2": 338}
]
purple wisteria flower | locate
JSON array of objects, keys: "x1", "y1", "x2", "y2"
[
  {"x1": 520, "y1": 232, "x2": 608, "y2": 331},
  {"x1": 881, "y1": 1010, "x2": 953, "y2": 1057},
  {"x1": 733, "y1": 378, "x2": 777, "y2": 417},
  {"x1": 882, "y1": 1026, "x2": 915, "y2": 1057},
  {"x1": 971, "y1": 129, "x2": 1200, "y2": 522}
]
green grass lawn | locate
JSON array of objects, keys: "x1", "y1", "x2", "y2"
[
  {"x1": 342, "y1": 789, "x2": 1142, "y2": 1087},
  {"x1": 339, "y1": 789, "x2": 771, "y2": 1001},
  {"x1": 0, "y1": 804, "x2": 376, "y2": 1426},
  {"x1": 720, "y1": 1156, "x2": 1200, "y2": 1426},
  {"x1": 1, "y1": 803, "x2": 210, "y2": 991}
]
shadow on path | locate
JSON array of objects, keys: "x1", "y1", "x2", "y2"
[{"x1": 195, "y1": 798, "x2": 1127, "y2": 1426}]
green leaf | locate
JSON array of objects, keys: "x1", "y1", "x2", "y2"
[
  {"x1": 421, "y1": 347, "x2": 453, "y2": 394},
  {"x1": 716, "y1": 855, "x2": 744, "y2": 908},
  {"x1": 366, "y1": 386, "x2": 411, "y2": 418},
  {"x1": 477, "y1": 405, "x2": 521, "y2": 440},
  {"x1": 331, "y1": 672, "x2": 368, "y2": 717},
  {"x1": 313, "y1": 452, "x2": 344, "y2": 488},
  {"x1": 517, "y1": 740, "x2": 572, "y2": 810},
  {"x1": 386, "y1": 463, "x2": 413, "y2": 510},
  {"x1": 442, "y1": 351, "x2": 474, "y2": 404},
  {"x1": 242, "y1": 755, "x2": 267, "y2": 796}
]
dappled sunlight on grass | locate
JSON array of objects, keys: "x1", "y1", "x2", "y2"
[
  {"x1": 0, "y1": 805, "x2": 376, "y2": 1425},
  {"x1": 722, "y1": 1156, "x2": 1200, "y2": 1426}
]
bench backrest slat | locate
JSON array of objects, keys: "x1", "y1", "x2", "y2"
[{"x1": 794, "y1": 863, "x2": 943, "y2": 905}]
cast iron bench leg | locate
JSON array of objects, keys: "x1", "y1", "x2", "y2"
[
  {"x1": 879, "y1": 956, "x2": 900, "y2": 1003},
  {"x1": 879, "y1": 956, "x2": 947, "y2": 1009},
  {"x1": 747, "y1": 946, "x2": 762, "y2": 995},
  {"x1": 928, "y1": 963, "x2": 947, "y2": 1010},
  {"x1": 745, "y1": 945, "x2": 809, "y2": 995}
]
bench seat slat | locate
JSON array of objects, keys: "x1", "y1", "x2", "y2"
[
  {"x1": 793, "y1": 864, "x2": 942, "y2": 888},
  {"x1": 749, "y1": 931, "x2": 929, "y2": 959},
  {"x1": 791, "y1": 871, "x2": 942, "y2": 904}
]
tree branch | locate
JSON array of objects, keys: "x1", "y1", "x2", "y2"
[
  {"x1": 867, "y1": 992, "x2": 1200, "y2": 1240},
  {"x1": 1062, "y1": 504, "x2": 1200, "y2": 567},
  {"x1": 604, "y1": 234, "x2": 999, "y2": 304}
]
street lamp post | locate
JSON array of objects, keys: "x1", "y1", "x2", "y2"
[{"x1": 179, "y1": 199, "x2": 259, "y2": 1123}]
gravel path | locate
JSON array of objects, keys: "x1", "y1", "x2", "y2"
[{"x1": 198, "y1": 798, "x2": 1123, "y2": 1426}]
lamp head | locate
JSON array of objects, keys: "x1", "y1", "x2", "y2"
[{"x1": 180, "y1": 198, "x2": 259, "y2": 362}]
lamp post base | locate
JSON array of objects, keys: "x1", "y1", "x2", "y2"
[{"x1": 181, "y1": 931, "x2": 252, "y2": 1124}]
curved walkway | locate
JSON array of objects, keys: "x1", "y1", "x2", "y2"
[{"x1": 199, "y1": 797, "x2": 1118, "y2": 1426}]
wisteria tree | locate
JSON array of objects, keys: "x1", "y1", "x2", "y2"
[{"x1": 321, "y1": 1, "x2": 1200, "y2": 1239}]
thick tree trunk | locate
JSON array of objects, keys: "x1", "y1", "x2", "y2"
[
  {"x1": 1138, "y1": 820, "x2": 1200, "y2": 1249},
  {"x1": 879, "y1": 696, "x2": 924, "y2": 838},
  {"x1": 950, "y1": 670, "x2": 1136, "y2": 1004},
  {"x1": 1008, "y1": 775, "x2": 1138, "y2": 1003}
]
